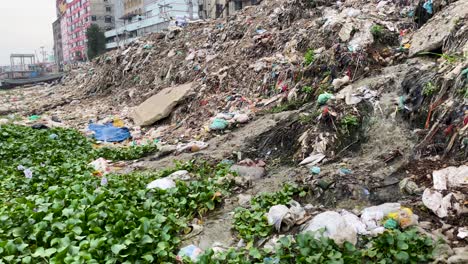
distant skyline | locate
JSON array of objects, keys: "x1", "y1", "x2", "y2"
[{"x1": 0, "y1": 1, "x2": 56, "y2": 66}]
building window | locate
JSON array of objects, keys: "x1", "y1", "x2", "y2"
[
  {"x1": 91, "y1": 15, "x2": 97, "y2": 21},
  {"x1": 105, "y1": 16, "x2": 112, "y2": 23},
  {"x1": 235, "y1": 0, "x2": 243, "y2": 11},
  {"x1": 106, "y1": 6, "x2": 112, "y2": 12},
  {"x1": 215, "y1": 4, "x2": 223, "y2": 18}
]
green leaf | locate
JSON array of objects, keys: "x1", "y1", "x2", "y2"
[
  {"x1": 396, "y1": 251, "x2": 409, "y2": 261},
  {"x1": 141, "y1": 235, "x2": 153, "y2": 244},
  {"x1": 397, "y1": 241, "x2": 409, "y2": 250},
  {"x1": 111, "y1": 244, "x2": 127, "y2": 255},
  {"x1": 249, "y1": 248, "x2": 262, "y2": 259},
  {"x1": 142, "y1": 255, "x2": 154, "y2": 262},
  {"x1": 72, "y1": 226, "x2": 83, "y2": 235}
]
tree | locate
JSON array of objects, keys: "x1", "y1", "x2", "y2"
[{"x1": 86, "y1": 24, "x2": 106, "y2": 60}]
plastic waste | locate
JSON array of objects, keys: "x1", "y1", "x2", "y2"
[
  {"x1": 340, "y1": 210, "x2": 368, "y2": 235},
  {"x1": 387, "y1": 207, "x2": 418, "y2": 229},
  {"x1": 399, "y1": 178, "x2": 421, "y2": 194},
  {"x1": 233, "y1": 113, "x2": 250, "y2": 124},
  {"x1": 209, "y1": 118, "x2": 229, "y2": 130},
  {"x1": 215, "y1": 113, "x2": 234, "y2": 120},
  {"x1": 299, "y1": 153, "x2": 326, "y2": 166},
  {"x1": 267, "y1": 201, "x2": 305, "y2": 232},
  {"x1": 28, "y1": 115, "x2": 41, "y2": 121},
  {"x1": 49, "y1": 133, "x2": 58, "y2": 140},
  {"x1": 423, "y1": 0, "x2": 433, "y2": 14},
  {"x1": 339, "y1": 168, "x2": 352, "y2": 175},
  {"x1": 113, "y1": 118, "x2": 124, "y2": 127},
  {"x1": 89, "y1": 158, "x2": 110, "y2": 176},
  {"x1": 422, "y1": 188, "x2": 458, "y2": 218},
  {"x1": 176, "y1": 141, "x2": 208, "y2": 153},
  {"x1": 432, "y1": 165, "x2": 468, "y2": 190},
  {"x1": 384, "y1": 218, "x2": 398, "y2": 229},
  {"x1": 167, "y1": 170, "x2": 191, "y2": 181},
  {"x1": 310, "y1": 166, "x2": 321, "y2": 174},
  {"x1": 302, "y1": 211, "x2": 357, "y2": 245},
  {"x1": 332, "y1": 75, "x2": 350, "y2": 89},
  {"x1": 267, "y1": 205, "x2": 290, "y2": 231},
  {"x1": 146, "y1": 177, "x2": 176, "y2": 190},
  {"x1": 317, "y1": 93, "x2": 333, "y2": 105},
  {"x1": 88, "y1": 123, "x2": 131, "y2": 142},
  {"x1": 176, "y1": 245, "x2": 203, "y2": 262},
  {"x1": 360, "y1": 203, "x2": 401, "y2": 232}
]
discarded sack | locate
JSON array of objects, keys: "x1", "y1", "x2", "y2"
[
  {"x1": 302, "y1": 211, "x2": 357, "y2": 245},
  {"x1": 88, "y1": 123, "x2": 131, "y2": 142}
]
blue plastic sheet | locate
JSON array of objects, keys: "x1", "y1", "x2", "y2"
[
  {"x1": 423, "y1": 0, "x2": 433, "y2": 14},
  {"x1": 88, "y1": 123, "x2": 131, "y2": 142}
]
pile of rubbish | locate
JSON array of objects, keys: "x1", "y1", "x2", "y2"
[{"x1": 51, "y1": 0, "x2": 458, "y2": 141}]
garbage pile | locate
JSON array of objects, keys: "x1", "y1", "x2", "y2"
[{"x1": 52, "y1": 0, "x2": 446, "y2": 141}]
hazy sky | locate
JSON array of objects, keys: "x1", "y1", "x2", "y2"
[{"x1": 0, "y1": 1, "x2": 56, "y2": 66}]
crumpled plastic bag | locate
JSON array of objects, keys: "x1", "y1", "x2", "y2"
[
  {"x1": 386, "y1": 207, "x2": 418, "y2": 229},
  {"x1": 233, "y1": 113, "x2": 250, "y2": 124},
  {"x1": 146, "y1": 177, "x2": 176, "y2": 190},
  {"x1": 176, "y1": 245, "x2": 203, "y2": 262},
  {"x1": 422, "y1": 188, "x2": 457, "y2": 218},
  {"x1": 432, "y1": 165, "x2": 468, "y2": 190},
  {"x1": 340, "y1": 210, "x2": 368, "y2": 235},
  {"x1": 89, "y1": 158, "x2": 110, "y2": 176},
  {"x1": 317, "y1": 92, "x2": 333, "y2": 105},
  {"x1": 360, "y1": 203, "x2": 401, "y2": 232},
  {"x1": 302, "y1": 211, "x2": 357, "y2": 245},
  {"x1": 176, "y1": 141, "x2": 209, "y2": 153},
  {"x1": 267, "y1": 201, "x2": 305, "y2": 232},
  {"x1": 209, "y1": 118, "x2": 229, "y2": 130}
]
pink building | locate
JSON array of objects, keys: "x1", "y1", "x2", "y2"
[
  {"x1": 66, "y1": 0, "x2": 92, "y2": 61},
  {"x1": 55, "y1": 0, "x2": 115, "y2": 64}
]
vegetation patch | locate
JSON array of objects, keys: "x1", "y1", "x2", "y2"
[
  {"x1": 0, "y1": 124, "x2": 232, "y2": 263},
  {"x1": 197, "y1": 228, "x2": 437, "y2": 263},
  {"x1": 233, "y1": 185, "x2": 306, "y2": 243}
]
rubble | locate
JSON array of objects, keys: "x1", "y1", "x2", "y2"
[
  {"x1": 131, "y1": 82, "x2": 193, "y2": 126},
  {"x1": 408, "y1": 0, "x2": 468, "y2": 56}
]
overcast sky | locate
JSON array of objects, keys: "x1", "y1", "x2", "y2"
[{"x1": 0, "y1": 1, "x2": 56, "y2": 66}]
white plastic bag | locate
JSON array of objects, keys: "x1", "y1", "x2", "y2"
[{"x1": 146, "y1": 177, "x2": 176, "y2": 190}]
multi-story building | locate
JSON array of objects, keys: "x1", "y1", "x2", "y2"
[
  {"x1": 198, "y1": 0, "x2": 260, "y2": 19},
  {"x1": 105, "y1": 0, "x2": 198, "y2": 49},
  {"x1": 52, "y1": 18, "x2": 63, "y2": 71},
  {"x1": 53, "y1": 0, "x2": 116, "y2": 64}
]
